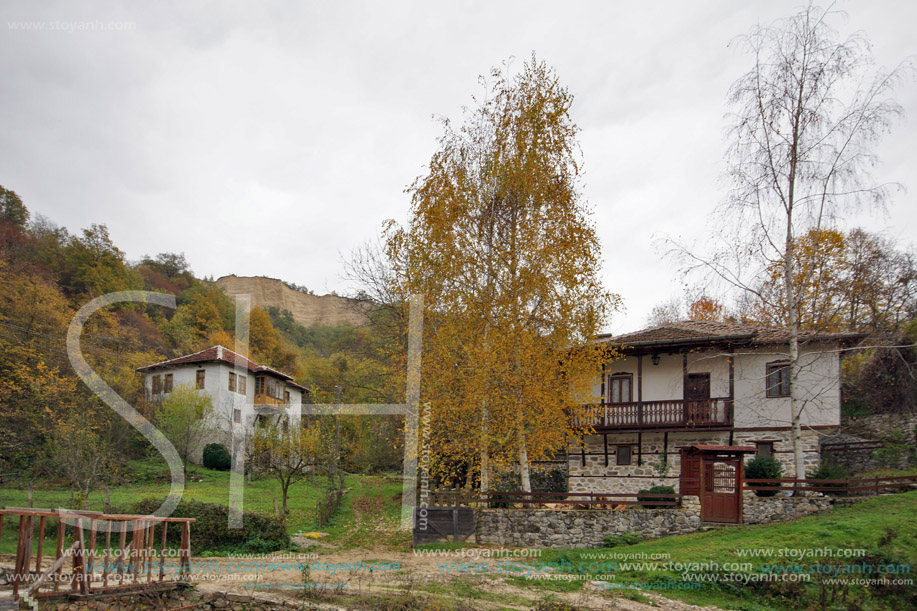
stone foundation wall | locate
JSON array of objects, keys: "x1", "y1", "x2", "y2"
[
  {"x1": 44, "y1": 587, "x2": 300, "y2": 611},
  {"x1": 475, "y1": 493, "x2": 850, "y2": 548},
  {"x1": 474, "y1": 496, "x2": 702, "y2": 548},
  {"x1": 742, "y1": 491, "x2": 836, "y2": 525},
  {"x1": 568, "y1": 429, "x2": 824, "y2": 496}
]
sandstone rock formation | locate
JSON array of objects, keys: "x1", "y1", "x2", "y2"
[{"x1": 214, "y1": 275, "x2": 372, "y2": 328}]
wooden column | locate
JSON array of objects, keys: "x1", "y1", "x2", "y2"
[
  {"x1": 73, "y1": 520, "x2": 89, "y2": 595},
  {"x1": 637, "y1": 354, "x2": 644, "y2": 426},
  {"x1": 682, "y1": 353, "x2": 689, "y2": 425}
]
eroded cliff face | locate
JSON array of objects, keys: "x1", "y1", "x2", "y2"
[{"x1": 214, "y1": 275, "x2": 371, "y2": 328}]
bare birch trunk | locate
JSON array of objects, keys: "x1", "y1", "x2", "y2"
[{"x1": 518, "y1": 421, "x2": 531, "y2": 494}]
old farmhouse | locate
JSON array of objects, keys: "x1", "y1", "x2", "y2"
[
  {"x1": 137, "y1": 345, "x2": 307, "y2": 462},
  {"x1": 570, "y1": 321, "x2": 861, "y2": 521}
]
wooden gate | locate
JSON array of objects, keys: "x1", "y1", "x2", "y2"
[
  {"x1": 680, "y1": 445, "x2": 754, "y2": 524},
  {"x1": 701, "y1": 458, "x2": 742, "y2": 523},
  {"x1": 412, "y1": 507, "x2": 474, "y2": 545}
]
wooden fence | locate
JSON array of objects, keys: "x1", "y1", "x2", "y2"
[
  {"x1": 0, "y1": 507, "x2": 193, "y2": 604},
  {"x1": 424, "y1": 488, "x2": 684, "y2": 508},
  {"x1": 744, "y1": 474, "x2": 917, "y2": 495}
]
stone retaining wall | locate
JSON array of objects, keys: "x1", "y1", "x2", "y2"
[
  {"x1": 842, "y1": 413, "x2": 917, "y2": 446},
  {"x1": 475, "y1": 493, "x2": 852, "y2": 548},
  {"x1": 475, "y1": 496, "x2": 702, "y2": 548}
]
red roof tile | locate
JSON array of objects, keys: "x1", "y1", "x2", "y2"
[
  {"x1": 598, "y1": 320, "x2": 863, "y2": 349},
  {"x1": 136, "y1": 346, "x2": 307, "y2": 391}
]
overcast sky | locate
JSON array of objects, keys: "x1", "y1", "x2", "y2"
[{"x1": 2, "y1": 0, "x2": 914, "y2": 333}]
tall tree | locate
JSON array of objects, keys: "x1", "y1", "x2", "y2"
[
  {"x1": 155, "y1": 384, "x2": 216, "y2": 476},
  {"x1": 387, "y1": 56, "x2": 618, "y2": 492},
  {"x1": 674, "y1": 3, "x2": 908, "y2": 478},
  {"x1": 748, "y1": 228, "x2": 916, "y2": 333},
  {"x1": 0, "y1": 185, "x2": 29, "y2": 230}
]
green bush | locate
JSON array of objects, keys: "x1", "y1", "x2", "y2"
[
  {"x1": 202, "y1": 443, "x2": 231, "y2": 471},
  {"x1": 122, "y1": 498, "x2": 288, "y2": 554},
  {"x1": 531, "y1": 467, "x2": 567, "y2": 494},
  {"x1": 744, "y1": 454, "x2": 783, "y2": 497},
  {"x1": 807, "y1": 461, "x2": 849, "y2": 495},
  {"x1": 636, "y1": 485, "x2": 676, "y2": 508},
  {"x1": 872, "y1": 430, "x2": 911, "y2": 468},
  {"x1": 603, "y1": 532, "x2": 644, "y2": 547}
]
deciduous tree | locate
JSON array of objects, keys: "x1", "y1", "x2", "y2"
[
  {"x1": 387, "y1": 56, "x2": 618, "y2": 492},
  {"x1": 251, "y1": 420, "x2": 322, "y2": 514},
  {"x1": 673, "y1": 3, "x2": 909, "y2": 478},
  {"x1": 155, "y1": 383, "x2": 216, "y2": 476}
]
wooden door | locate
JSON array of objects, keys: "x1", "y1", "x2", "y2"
[
  {"x1": 700, "y1": 457, "x2": 742, "y2": 523},
  {"x1": 680, "y1": 448, "x2": 700, "y2": 495},
  {"x1": 685, "y1": 373, "x2": 711, "y2": 424}
]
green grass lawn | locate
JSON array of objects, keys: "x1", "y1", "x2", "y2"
[
  {"x1": 0, "y1": 457, "x2": 406, "y2": 555},
  {"x1": 524, "y1": 491, "x2": 917, "y2": 610}
]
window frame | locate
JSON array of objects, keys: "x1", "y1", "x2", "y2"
[
  {"x1": 238, "y1": 375, "x2": 247, "y2": 395},
  {"x1": 196, "y1": 369, "x2": 205, "y2": 390},
  {"x1": 765, "y1": 361, "x2": 791, "y2": 398},
  {"x1": 228, "y1": 371, "x2": 236, "y2": 392},
  {"x1": 151, "y1": 374, "x2": 162, "y2": 395},
  {"x1": 607, "y1": 373, "x2": 633, "y2": 404},
  {"x1": 163, "y1": 373, "x2": 173, "y2": 393}
]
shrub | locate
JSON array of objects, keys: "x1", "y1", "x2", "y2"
[
  {"x1": 123, "y1": 498, "x2": 288, "y2": 554},
  {"x1": 636, "y1": 485, "x2": 676, "y2": 508},
  {"x1": 744, "y1": 454, "x2": 783, "y2": 497},
  {"x1": 603, "y1": 532, "x2": 644, "y2": 548},
  {"x1": 872, "y1": 430, "x2": 911, "y2": 468},
  {"x1": 202, "y1": 443, "x2": 231, "y2": 471},
  {"x1": 807, "y1": 461, "x2": 849, "y2": 495},
  {"x1": 531, "y1": 466, "x2": 567, "y2": 494}
]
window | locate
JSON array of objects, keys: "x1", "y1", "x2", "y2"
[
  {"x1": 766, "y1": 361, "x2": 790, "y2": 397},
  {"x1": 284, "y1": 390, "x2": 290, "y2": 404},
  {"x1": 238, "y1": 376, "x2": 247, "y2": 395},
  {"x1": 616, "y1": 445, "x2": 632, "y2": 466},
  {"x1": 233, "y1": 408, "x2": 241, "y2": 424},
  {"x1": 163, "y1": 373, "x2": 173, "y2": 393},
  {"x1": 756, "y1": 441, "x2": 774, "y2": 457},
  {"x1": 255, "y1": 376, "x2": 264, "y2": 395},
  {"x1": 196, "y1": 369, "x2": 205, "y2": 390},
  {"x1": 608, "y1": 374, "x2": 632, "y2": 404},
  {"x1": 151, "y1": 374, "x2": 162, "y2": 395},
  {"x1": 228, "y1": 371, "x2": 236, "y2": 392}
]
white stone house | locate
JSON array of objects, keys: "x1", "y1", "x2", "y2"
[
  {"x1": 570, "y1": 321, "x2": 861, "y2": 522},
  {"x1": 137, "y1": 345, "x2": 307, "y2": 463}
]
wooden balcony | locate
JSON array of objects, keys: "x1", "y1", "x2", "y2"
[{"x1": 575, "y1": 398, "x2": 733, "y2": 431}]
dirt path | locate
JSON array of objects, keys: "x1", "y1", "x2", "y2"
[{"x1": 189, "y1": 548, "x2": 725, "y2": 611}]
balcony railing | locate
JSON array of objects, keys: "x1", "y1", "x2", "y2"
[{"x1": 575, "y1": 398, "x2": 733, "y2": 430}]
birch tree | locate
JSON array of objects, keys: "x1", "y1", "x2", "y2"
[
  {"x1": 675, "y1": 3, "x2": 908, "y2": 478},
  {"x1": 387, "y1": 56, "x2": 618, "y2": 492}
]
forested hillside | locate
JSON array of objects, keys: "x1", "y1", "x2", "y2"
[{"x1": 0, "y1": 185, "x2": 404, "y2": 487}]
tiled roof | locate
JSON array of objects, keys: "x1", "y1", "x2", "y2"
[
  {"x1": 136, "y1": 345, "x2": 307, "y2": 391},
  {"x1": 598, "y1": 320, "x2": 863, "y2": 349}
]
